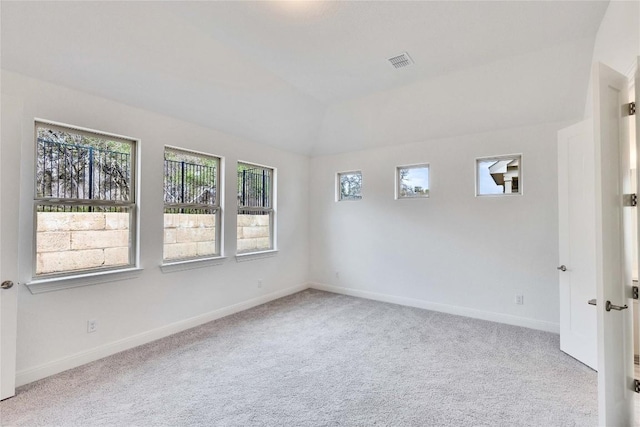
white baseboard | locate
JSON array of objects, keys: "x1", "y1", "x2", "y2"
[
  {"x1": 16, "y1": 283, "x2": 310, "y2": 387},
  {"x1": 310, "y1": 283, "x2": 560, "y2": 334}
]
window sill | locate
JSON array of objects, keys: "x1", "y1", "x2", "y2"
[
  {"x1": 475, "y1": 193, "x2": 522, "y2": 198},
  {"x1": 396, "y1": 196, "x2": 430, "y2": 200},
  {"x1": 26, "y1": 267, "x2": 144, "y2": 294},
  {"x1": 235, "y1": 250, "x2": 278, "y2": 262},
  {"x1": 160, "y1": 256, "x2": 227, "y2": 273}
]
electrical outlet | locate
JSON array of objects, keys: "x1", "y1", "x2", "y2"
[
  {"x1": 257, "y1": 279, "x2": 263, "y2": 289},
  {"x1": 87, "y1": 319, "x2": 97, "y2": 333},
  {"x1": 515, "y1": 295, "x2": 524, "y2": 305}
]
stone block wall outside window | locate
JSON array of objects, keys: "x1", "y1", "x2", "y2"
[
  {"x1": 237, "y1": 214, "x2": 271, "y2": 253},
  {"x1": 163, "y1": 213, "x2": 216, "y2": 260},
  {"x1": 36, "y1": 212, "x2": 130, "y2": 275}
]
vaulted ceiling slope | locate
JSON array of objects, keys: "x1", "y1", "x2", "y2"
[{"x1": 1, "y1": 1, "x2": 609, "y2": 156}]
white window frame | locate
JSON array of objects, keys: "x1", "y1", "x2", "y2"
[
  {"x1": 475, "y1": 154, "x2": 523, "y2": 197},
  {"x1": 396, "y1": 163, "x2": 430, "y2": 199},
  {"x1": 336, "y1": 170, "x2": 363, "y2": 201},
  {"x1": 162, "y1": 146, "x2": 223, "y2": 265},
  {"x1": 236, "y1": 161, "x2": 277, "y2": 256},
  {"x1": 30, "y1": 119, "x2": 140, "y2": 286}
]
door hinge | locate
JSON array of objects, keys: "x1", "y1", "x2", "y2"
[
  {"x1": 635, "y1": 379, "x2": 640, "y2": 393},
  {"x1": 633, "y1": 285, "x2": 639, "y2": 300},
  {"x1": 623, "y1": 193, "x2": 637, "y2": 206},
  {"x1": 624, "y1": 102, "x2": 636, "y2": 117}
]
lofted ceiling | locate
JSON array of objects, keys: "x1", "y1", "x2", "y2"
[{"x1": 1, "y1": 1, "x2": 609, "y2": 156}]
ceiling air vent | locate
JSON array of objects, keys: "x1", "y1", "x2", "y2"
[{"x1": 388, "y1": 52, "x2": 413, "y2": 69}]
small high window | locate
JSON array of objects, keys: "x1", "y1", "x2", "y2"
[
  {"x1": 337, "y1": 171, "x2": 362, "y2": 201},
  {"x1": 397, "y1": 164, "x2": 430, "y2": 199},
  {"x1": 476, "y1": 155, "x2": 522, "y2": 196},
  {"x1": 237, "y1": 162, "x2": 275, "y2": 254},
  {"x1": 34, "y1": 121, "x2": 137, "y2": 278},
  {"x1": 163, "y1": 147, "x2": 221, "y2": 262}
]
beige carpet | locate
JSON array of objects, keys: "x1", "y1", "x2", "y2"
[{"x1": 0, "y1": 289, "x2": 597, "y2": 426}]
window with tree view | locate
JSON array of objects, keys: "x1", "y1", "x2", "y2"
[
  {"x1": 164, "y1": 147, "x2": 221, "y2": 261},
  {"x1": 237, "y1": 162, "x2": 275, "y2": 254},
  {"x1": 397, "y1": 164, "x2": 429, "y2": 199},
  {"x1": 338, "y1": 171, "x2": 362, "y2": 201},
  {"x1": 34, "y1": 121, "x2": 137, "y2": 277}
]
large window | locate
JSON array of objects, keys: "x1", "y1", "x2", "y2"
[
  {"x1": 237, "y1": 162, "x2": 275, "y2": 254},
  {"x1": 34, "y1": 121, "x2": 137, "y2": 278},
  {"x1": 164, "y1": 147, "x2": 221, "y2": 262}
]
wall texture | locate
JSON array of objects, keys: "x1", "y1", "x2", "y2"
[
  {"x1": 309, "y1": 122, "x2": 565, "y2": 332},
  {"x1": 3, "y1": 71, "x2": 310, "y2": 383}
]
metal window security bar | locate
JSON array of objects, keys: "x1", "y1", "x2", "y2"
[
  {"x1": 237, "y1": 166, "x2": 272, "y2": 215},
  {"x1": 37, "y1": 139, "x2": 131, "y2": 211},
  {"x1": 35, "y1": 122, "x2": 135, "y2": 211},
  {"x1": 163, "y1": 152, "x2": 218, "y2": 214}
]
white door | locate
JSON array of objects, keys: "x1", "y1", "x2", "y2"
[
  {"x1": 0, "y1": 94, "x2": 21, "y2": 400},
  {"x1": 557, "y1": 120, "x2": 598, "y2": 370},
  {"x1": 593, "y1": 62, "x2": 635, "y2": 426}
]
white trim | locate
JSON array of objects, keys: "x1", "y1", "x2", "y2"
[
  {"x1": 237, "y1": 161, "x2": 277, "y2": 252},
  {"x1": 163, "y1": 146, "x2": 223, "y2": 258},
  {"x1": 25, "y1": 267, "x2": 144, "y2": 294},
  {"x1": 218, "y1": 157, "x2": 225, "y2": 257},
  {"x1": 164, "y1": 145, "x2": 223, "y2": 161},
  {"x1": 34, "y1": 118, "x2": 138, "y2": 143},
  {"x1": 15, "y1": 283, "x2": 309, "y2": 387},
  {"x1": 310, "y1": 282, "x2": 559, "y2": 334},
  {"x1": 623, "y1": 58, "x2": 637, "y2": 80},
  {"x1": 237, "y1": 159, "x2": 275, "y2": 171},
  {"x1": 235, "y1": 250, "x2": 278, "y2": 262},
  {"x1": 160, "y1": 256, "x2": 226, "y2": 273},
  {"x1": 272, "y1": 167, "x2": 278, "y2": 251},
  {"x1": 32, "y1": 119, "x2": 141, "y2": 283}
]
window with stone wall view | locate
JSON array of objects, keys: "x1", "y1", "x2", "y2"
[
  {"x1": 35, "y1": 121, "x2": 136, "y2": 277},
  {"x1": 476, "y1": 155, "x2": 521, "y2": 196},
  {"x1": 164, "y1": 148, "x2": 220, "y2": 261},
  {"x1": 237, "y1": 162, "x2": 274, "y2": 253}
]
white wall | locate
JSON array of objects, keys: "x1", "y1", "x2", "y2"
[
  {"x1": 2, "y1": 71, "x2": 310, "y2": 384},
  {"x1": 583, "y1": 0, "x2": 640, "y2": 117},
  {"x1": 309, "y1": 122, "x2": 565, "y2": 332},
  {"x1": 314, "y1": 37, "x2": 594, "y2": 156}
]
